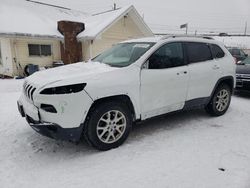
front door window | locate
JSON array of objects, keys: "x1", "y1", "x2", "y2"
[{"x1": 148, "y1": 42, "x2": 185, "y2": 69}]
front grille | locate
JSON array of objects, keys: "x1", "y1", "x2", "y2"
[
  {"x1": 236, "y1": 74, "x2": 250, "y2": 79},
  {"x1": 23, "y1": 81, "x2": 36, "y2": 101}
]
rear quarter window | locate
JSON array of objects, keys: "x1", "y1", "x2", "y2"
[
  {"x1": 211, "y1": 44, "x2": 225, "y2": 58},
  {"x1": 186, "y1": 42, "x2": 212, "y2": 63}
]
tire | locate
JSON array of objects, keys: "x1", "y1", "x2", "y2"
[
  {"x1": 24, "y1": 64, "x2": 30, "y2": 76},
  {"x1": 84, "y1": 101, "x2": 132, "y2": 151},
  {"x1": 205, "y1": 84, "x2": 232, "y2": 116}
]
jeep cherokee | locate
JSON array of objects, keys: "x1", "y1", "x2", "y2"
[{"x1": 17, "y1": 36, "x2": 236, "y2": 150}]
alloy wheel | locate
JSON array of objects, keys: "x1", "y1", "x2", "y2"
[
  {"x1": 96, "y1": 110, "x2": 127, "y2": 144},
  {"x1": 215, "y1": 89, "x2": 230, "y2": 112}
]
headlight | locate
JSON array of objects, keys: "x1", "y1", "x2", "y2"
[{"x1": 40, "y1": 83, "x2": 86, "y2": 95}]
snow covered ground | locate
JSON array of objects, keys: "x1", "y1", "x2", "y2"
[{"x1": 1, "y1": 79, "x2": 250, "y2": 188}]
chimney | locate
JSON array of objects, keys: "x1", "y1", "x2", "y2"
[{"x1": 58, "y1": 20, "x2": 85, "y2": 64}]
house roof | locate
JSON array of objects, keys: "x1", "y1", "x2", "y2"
[
  {"x1": 78, "y1": 5, "x2": 153, "y2": 40},
  {"x1": 0, "y1": 0, "x2": 153, "y2": 40},
  {"x1": 0, "y1": 0, "x2": 88, "y2": 39}
]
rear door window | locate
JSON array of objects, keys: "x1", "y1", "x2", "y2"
[{"x1": 185, "y1": 42, "x2": 213, "y2": 63}]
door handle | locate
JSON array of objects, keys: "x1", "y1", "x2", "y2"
[
  {"x1": 212, "y1": 65, "x2": 220, "y2": 70},
  {"x1": 177, "y1": 71, "x2": 187, "y2": 75}
]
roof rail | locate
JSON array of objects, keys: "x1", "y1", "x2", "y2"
[{"x1": 161, "y1": 35, "x2": 214, "y2": 40}]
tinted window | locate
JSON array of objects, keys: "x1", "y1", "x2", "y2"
[
  {"x1": 240, "y1": 50, "x2": 246, "y2": 56},
  {"x1": 186, "y1": 42, "x2": 212, "y2": 63},
  {"x1": 211, "y1": 44, "x2": 225, "y2": 58},
  {"x1": 241, "y1": 57, "x2": 250, "y2": 65},
  {"x1": 231, "y1": 49, "x2": 240, "y2": 55},
  {"x1": 148, "y1": 42, "x2": 185, "y2": 69}
]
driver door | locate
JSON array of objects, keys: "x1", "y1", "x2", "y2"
[{"x1": 140, "y1": 42, "x2": 189, "y2": 120}]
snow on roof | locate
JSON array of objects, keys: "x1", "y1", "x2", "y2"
[
  {"x1": 0, "y1": 0, "x2": 152, "y2": 40},
  {"x1": 213, "y1": 36, "x2": 250, "y2": 49},
  {"x1": 0, "y1": 0, "x2": 89, "y2": 39},
  {"x1": 78, "y1": 5, "x2": 132, "y2": 39},
  {"x1": 78, "y1": 5, "x2": 153, "y2": 40}
]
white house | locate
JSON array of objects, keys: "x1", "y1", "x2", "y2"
[{"x1": 0, "y1": 0, "x2": 153, "y2": 77}]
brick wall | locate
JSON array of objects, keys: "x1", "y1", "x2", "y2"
[{"x1": 58, "y1": 21, "x2": 84, "y2": 64}]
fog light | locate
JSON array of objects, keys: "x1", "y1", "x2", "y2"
[{"x1": 41, "y1": 104, "x2": 57, "y2": 113}]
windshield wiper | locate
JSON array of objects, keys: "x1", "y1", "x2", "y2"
[{"x1": 105, "y1": 63, "x2": 129, "y2": 68}]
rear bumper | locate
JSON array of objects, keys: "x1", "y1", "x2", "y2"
[{"x1": 17, "y1": 101, "x2": 84, "y2": 142}]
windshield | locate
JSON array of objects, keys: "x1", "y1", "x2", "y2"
[
  {"x1": 93, "y1": 42, "x2": 155, "y2": 67},
  {"x1": 241, "y1": 57, "x2": 250, "y2": 65}
]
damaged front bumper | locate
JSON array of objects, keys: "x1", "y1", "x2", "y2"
[{"x1": 17, "y1": 101, "x2": 83, "y2": 142}]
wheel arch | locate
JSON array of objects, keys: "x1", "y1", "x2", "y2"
[
  {"x1": 210, "y1": 76, "x2": 234, "y2": 99},
  {"x1": 88, "y1": 95, "x2": 138, "y2": 121},
  {"x1": 205, "y1": 76, "x2": 233, "y2": 116}
]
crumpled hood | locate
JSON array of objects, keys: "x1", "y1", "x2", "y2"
[{"x1": 26, "y1": 62, "x2": 118, "y2": 88}]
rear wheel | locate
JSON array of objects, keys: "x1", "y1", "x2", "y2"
[
  {"x1": 84, "y1": 101, "x2": 132, "y2": 151},
  {"x1": 205, "y1": 84, "x2": 231, "y2": 116}
]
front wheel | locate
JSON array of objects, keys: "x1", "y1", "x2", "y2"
[
  {"x1": 205, "y1": 84, "x2": 232, "y2": 116},
  {"x1": 84, "y1": 101, "x2": 132, "y2": 151}
]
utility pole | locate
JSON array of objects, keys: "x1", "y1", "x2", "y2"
[{"x1": 244, "y1": 21, "x2": 247, "y2": 35}]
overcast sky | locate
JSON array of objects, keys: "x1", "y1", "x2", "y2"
[{"x1": 41, "y1": 0, "x2": 250, "y2": 35}]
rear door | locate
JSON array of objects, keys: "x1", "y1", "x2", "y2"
[{"x1": 184, "y1": 42, "x2": 219, "y2": 101}]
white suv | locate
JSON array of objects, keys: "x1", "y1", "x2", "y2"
[{"x1": 17, "y1": 36, "x2": 236, "y2": 150}]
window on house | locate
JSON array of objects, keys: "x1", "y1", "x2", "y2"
[{"x1": 28, "y1": 44, "x2": 52, "y2": 56}]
